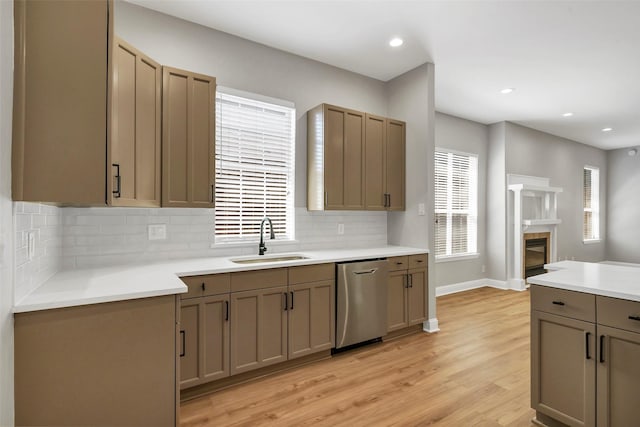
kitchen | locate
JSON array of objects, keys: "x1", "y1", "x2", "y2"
[{"x1": 1, "y1": 1, "x2": 640, "y2": 426}]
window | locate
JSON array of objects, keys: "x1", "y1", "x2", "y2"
[
  {"x1": 434, "y1": 149, "x2": 478, "y2": 259},
  {"x1": 215, "y1": 88, "x2": 295, "y2": 243},
  {"x1": 583, "y1": 166, "x2": 600, "y2": 241}
]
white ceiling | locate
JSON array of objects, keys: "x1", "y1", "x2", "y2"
[{"x1": 127, "y1": 0, "x2": 640, "y2": 150}]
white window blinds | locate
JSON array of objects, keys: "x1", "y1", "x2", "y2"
[
  {"x1": 434, "y1": 149, "x2": 478, "y2": 258},
  {"x1": 215, "y1": 88, "x2": 295, "y2": 242},
  {"x1": 583, "y1": 166, "x2": 599, "y2": 241}
]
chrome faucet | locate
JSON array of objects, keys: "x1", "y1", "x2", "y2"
[{"x1": 259, "y1": 217, "x2": 275, "y2": 255}]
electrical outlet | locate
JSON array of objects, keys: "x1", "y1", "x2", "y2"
[
  {"x1": 481, "y1": 265, "x2": 486, "y2": 273},
  {"x1": 27, "y1": 231, "x2": 35, "y2": 260},
  {"x1": 148, "y1": 224, "x2": 167, "y2": 240},
  {"x1": 337, "y1": 223, "x2": 344, "y2": 235},
  {"x1": 418, "y1": 203, "x2": 426, "y2": 216}
]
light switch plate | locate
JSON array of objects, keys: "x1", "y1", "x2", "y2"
[
  {"x1": 337, "y1": 223, "x2": 345, "y2": 235},
  {"x1": 418, "y1": 203, "x2": 426, "y2": 216},
  {"x1": 148, "y1": 224, "x2": 167, "y2": 240}
]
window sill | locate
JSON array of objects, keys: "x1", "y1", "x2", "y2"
[
  {"x1": 210, "y1": 239, "x2": 299, "y2": 249},
  {"x1": 583, "y1": 239, "x2": 602, "y2": 245},
  {"x1": 435, "y1": 253, "x2": 480, "y2": 263}
]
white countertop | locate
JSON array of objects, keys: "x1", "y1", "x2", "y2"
[
  {"x1": 528, "y1": 260, "x2": 640, "y2": 302},
  {"x1": 14, "y1": 246, "x2": 428, "y2": 313}
]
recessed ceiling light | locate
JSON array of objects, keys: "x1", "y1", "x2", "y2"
[
  {"x1": 602, "y1": 127, "x2": 613, "y2": 132},
  {"x1": 500, "y1": 88, "x2": 515, "y2": 94},
  {"x1": 389, "y1": 37, "x2": 403, "y2": 47},
  {"x1": 562, "y1": 112, "x2": 574, "y2": 117}
]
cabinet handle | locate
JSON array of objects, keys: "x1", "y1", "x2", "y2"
[
  {"x1": 628, "y1": 315, "x2": 640, "y2": 322},
  {"x1": 552, "y1": 301, "x2": 565, "y2": 306},
  {"x1": 408, "y1": 274, "x2": 413, "y2": 288},
  {"x1": 211, "y1": 184, "x2": 214, "y2": 203},
  {"x1": 599, "y1": 335, "x2": 605, "y2": 363},
  {"x1": 283, "y1": 292, "x2": 288, "y2": 311},
  {"x1": 324, "y1": 192, "x2": 328, "y2": 207},
  {"x1": 179, "y1": 330, "x2": 185, "y2": 357},
  {"x1": 396, "y1": 262, "x2": 403, "y2": 265},
  {"x1": 290, "y1": 291, "x2": 294, "y2": 310},
  {"x1": 387, "y1": 194, "x2": 391, "y2": 208},
  {"x1": 112, "y1": 164, "x2": 121, "y2": 198},
  {"x1": 585, "y1": 332, "x2": 591, "y2": 360},
  {"x1": 225, "y1": 300, "x2": 229, "y2": 321},
  {"x1": 201, "y1": 282, "x2": 206, "y2": 292},
  {"x1": 416, "y1": 259, "x2": 424, "y2": 263}
]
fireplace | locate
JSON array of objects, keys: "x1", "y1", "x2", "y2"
[{"x1": 523, "y1": 232, "x2": 550, "y2": 279}]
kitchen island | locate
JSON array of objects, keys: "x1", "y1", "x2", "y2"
[{"x1": 528, "y1": 261, "x2": 640, "y2": 427}]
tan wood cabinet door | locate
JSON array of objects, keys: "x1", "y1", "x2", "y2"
[
  {"x1": 407, "y1": 268, "x2": 427, "y2": 325},
  {"x1": 230, "y1": 286, "x2": 288, "y2": 375},
  {"x1": 162, "y1": 66, "x2": 215, "y2": 207},
  {"x1": 385, "y1": 119, "x2": 406, "y2": 211},
  {"x1": 596, "y1": 325, "x2": 640, "y2": 427},
  {"x1": 387, "y1": 270, "x2": 408, "y2": 332},
  {"x1": 12, "y1": 0, "x2": 110, "y2": 204},
  {"x1": 109, "y1": 37, "x2": 161, "y2": 207},
  {"x1": 323, "y1": 105, "x2": 365, "y2": 210},
  {"x1": 288, "y1": 280, "x2": 335, "y2": 359},
  {"x1": 364, "y1": 114, "x2": 386, "y2": 210},
  {"x1": 180, "y1": 299, "x2": 200, "y2": 389},
  {"x1": 531, "y1": 310, "x2": 596, "y2": 427},
  {"x1": 201, "y1": 295, "x2": 230, "y2": 383}
]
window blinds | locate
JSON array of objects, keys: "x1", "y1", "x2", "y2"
[
  {"x1": 583, "y1": 166, "x2": 599, "y2": 240},
  {"x1": 434, "y1": 150, "x2": 478, "y2": 257},
  {"x1": 215, "y1": 89, "x2": 295, "y2": 242}
]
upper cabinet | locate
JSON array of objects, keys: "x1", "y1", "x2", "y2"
[
  {"x1": 109, "y1": 37, "x2": 162, "y2": 207},
  {"x1": 12, "y1": 0, "x2": 111, "y2": 205},
  {"x1": 364, "y1": 114, "x2": 406, "y2": 211},
  {"x1": 308, "y1": 104, "x2": 405, "y2": 211},
  {"x1": 162, "y1": 67, "x2": 216, "y2": 208}
]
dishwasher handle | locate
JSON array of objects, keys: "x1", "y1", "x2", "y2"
[{"x1": 353, "y1": 268, "x2": 378, "y2": 275}]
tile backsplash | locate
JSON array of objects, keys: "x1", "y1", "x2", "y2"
[
  {"x1": 61, "y1": 207, "x2": 387, "y2": 269},
  {"x1": 14, "y1": 203, "x2": 387, "y2": 300},
  {"x1": 14, "y1": 202, "x2": 63, "y2": 303}
]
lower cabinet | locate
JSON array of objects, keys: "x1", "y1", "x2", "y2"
[
  {"x1": 387, "y1": 255, "x2": 428, "y2": 332},
  {"x1": 180, "y1": 294, "x2": 230, "y2": 389},
  {"x1": 180, "y1": 263, "x2": 335, "y2": 390},
  {"x1": 230, "y1": 285, "x2": 288, "y2": 375},
  {"x1": 15, "y1": 295, "x2": 178, "y2": 426},
  {"x1": 531, "y1": 286, "x2": 640, "y2": 427}
]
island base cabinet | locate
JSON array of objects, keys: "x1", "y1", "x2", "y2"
[
  {"x1": 531, "y1": 310, "x2": 596, "y2": 427},
  {"x1": 14, "y1": 295, "x2": 177, "y2": 426},
  {"x1": 596, "y1": 325, "x2": 640, "y2": 427}
]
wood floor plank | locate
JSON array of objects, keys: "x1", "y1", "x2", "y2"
[{"x1": 180, "y1": 287, "x2": 536, "y2": 426}]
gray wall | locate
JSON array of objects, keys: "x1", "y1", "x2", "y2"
[
  {"x1": 434, "y1": 113, "x2": 488, "y2": 287},
  {"x1": 505, "y1": 123, "x2": 607, "y2": 262},
  {"x1": 606, "y1": 147, "x2": 640, "y2": 262},
  {"x1": 0, "y1": 0, "x2": 14, "y2": 424},
  {"x1": 486, "y1": 122, "x2": 507, "y2": 280},
  {"x1": 115, "y1": 1, "x2": 389, "y2": 209},
  {"x1": 386, "y1": 63, "x2": 436, "y2": 319}
]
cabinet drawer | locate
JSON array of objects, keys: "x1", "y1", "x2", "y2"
[
  {"x1": 388, "y1": 256, "x2": 408, "y2": 271},
  {"x1": 231, "y1": 268, "x2": 288, "y2": 292},
  {"x1": 181, "y1": 274, "x2": 230, "y2": 299},
  {"x1": 597, "y1": 296, "x2": 640, "y2": 333},
  {"x1": 531, "y1": 285, "x2": 595, "y2": 322},
  {"x1": 289, "y1": 263, "x2": 335, "y2": 284},
  {"x1": 408, "y1": 254, "x2": 427, "y2": 270}
]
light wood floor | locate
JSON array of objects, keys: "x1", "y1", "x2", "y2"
[{"x1": 180, "y1": 287, "x2": 536, "y2": 426}]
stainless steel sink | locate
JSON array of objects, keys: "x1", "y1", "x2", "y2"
[{"x1": 230, "y1": 254, "x2": 309, "y2": 264}]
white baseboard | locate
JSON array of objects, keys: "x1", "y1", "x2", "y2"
[
  {"x1": 507, "y1": 278, "x2": 527, "y2": 291},
  {"x1": 435, "y1": 278, "x2": 522, "y2": 297},
  {"x1": 423, "y1": 318, "x2": 439, "y2": 333}
]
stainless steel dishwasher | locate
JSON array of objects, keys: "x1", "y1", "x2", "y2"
[{"x1": 335, "y1": 259, "x2": 388, "y2": 349}]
